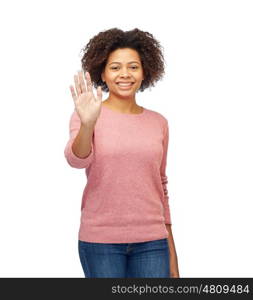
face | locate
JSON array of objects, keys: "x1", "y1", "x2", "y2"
[{"x1": 101, "y1": 48, "x2": 144, "y2": 97}]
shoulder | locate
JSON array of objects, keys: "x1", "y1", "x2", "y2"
[{"x1": 145, "y1": 107, "x2": 168, "y2": 127}]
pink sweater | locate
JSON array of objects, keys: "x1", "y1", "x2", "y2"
[{"x1": 64, "y1": 104, "x2": 172, "y2": 243}]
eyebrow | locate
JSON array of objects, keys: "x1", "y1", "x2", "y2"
[{"x1": 109, "y1": 61, "x2": 140, "y2": 65}]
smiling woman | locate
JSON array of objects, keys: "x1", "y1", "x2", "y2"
[
  {"x1": 100, "y1": 47, "x2": 145, "y2": 110},
  {"x1": 64, "y1": 27, "x2": 179, "y2": 278},
  {"x1": 80, "y1": 28, "x2": 165, "y2": 90},
  {"x1": 79, "y1": 28, "x2": 165, "y2": 113}
]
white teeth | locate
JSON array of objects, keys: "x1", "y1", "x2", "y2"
[{"x1": 118, "y1": 83, "x2": 132, "y2": 86}]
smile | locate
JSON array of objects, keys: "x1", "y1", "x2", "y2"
[{"x1": 116, "y1": 82, "x2": 134, "y2": 89}]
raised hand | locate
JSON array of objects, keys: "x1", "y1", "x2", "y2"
[{"x1": 69, "y1": 70, "x2": 103, "y2": 126}]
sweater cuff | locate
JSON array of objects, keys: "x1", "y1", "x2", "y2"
[{"x1": 64, "y1": 139, "x2": 94, "y2": 169}]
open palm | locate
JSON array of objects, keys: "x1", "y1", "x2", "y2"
[{"x1": 69, "y1": 70, "x2": 103, "y2": 126}]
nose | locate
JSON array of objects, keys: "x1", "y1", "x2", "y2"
[
  {"x1": 119, "y1": 67, "x2": 131, "y2": 78},
  {"x1": 119, "y1": 74, "x2": 131, "y2": 81},
  {"x1": 120, "y1": 73, "x2": 130, "y2": 77}
]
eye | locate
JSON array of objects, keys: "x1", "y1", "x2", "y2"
[{"x1": 110, "y1": 66, "x2": 138, "y2": 70}]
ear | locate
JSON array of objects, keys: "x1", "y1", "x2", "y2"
[{"x1": 101, "y1": 71, "x2": 105, "y2": 82}]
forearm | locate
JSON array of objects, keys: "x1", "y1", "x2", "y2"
[
  {"x1": 165, "y1": 224, "x2": 177, "y2": 256},
  {"x1": 165, "y1": 224, "x2": 180, "y2": 277},
  {"x1": 72, "y1": 122, "x2": 95, "y2": 158}
]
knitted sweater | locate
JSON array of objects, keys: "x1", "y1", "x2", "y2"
[{"x1": 64, "y1": 104, "x2": 172, "y2": 243}]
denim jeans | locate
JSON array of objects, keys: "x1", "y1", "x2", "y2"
[{"x1": 78, "y1": 238, "x2": 170, "y2": 278}]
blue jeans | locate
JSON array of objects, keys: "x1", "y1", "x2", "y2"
[{"x1": 78, "y1": 238, "x2": 170, "y2": 278}]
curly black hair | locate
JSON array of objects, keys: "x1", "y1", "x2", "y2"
[{"x1": 80, "y1": 28, "x2": 166, "y2": 92}]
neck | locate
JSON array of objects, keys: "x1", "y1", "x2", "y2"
[{"x1": 103, "y1": 93, "x2": 140, "y2": 114}]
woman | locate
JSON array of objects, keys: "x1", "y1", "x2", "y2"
[{"x1": 64, "y1": 28, "x2": 179, "y2": 278}]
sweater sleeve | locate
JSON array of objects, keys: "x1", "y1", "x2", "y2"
[
  {"x1": 64, "y1": 110, "x2": 94, "y2": 169},
  {"x1": 160, "y1": 120, "x2": 172, "y2": 224}
]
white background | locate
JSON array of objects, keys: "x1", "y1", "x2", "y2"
[{"x1": 0, "y1": 0, "x2": 252, "y2": 277}]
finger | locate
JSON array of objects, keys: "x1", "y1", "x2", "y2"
[
  {"x1": 78, "y1": 70, "x2": 86, "y2": 93},
  {"x1": 74, "y1": 74, "x2": 81, "y2": 96},
  {"x1": 96, "y1": 86, "x2": 102, "y2": 102},
  {"x1": 85, "y1": 71, "x2": 93, "y2": 93},
  {"x1": 69, "y1": 85, "x2": 77, "y2": 102}
]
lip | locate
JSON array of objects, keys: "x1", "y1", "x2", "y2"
[
  {"x1": 116, "y1": 82, "x2": 134, "y2": 84},
  {"x1": 116, "y1": 81, "x2": 135, "y2": 90}
]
